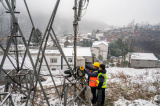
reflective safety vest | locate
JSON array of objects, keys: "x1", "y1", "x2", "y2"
[
  {"x1": 88, "y1": 70, "x2": 98, "y2": 87},
  {"x1": 96, "y1": 73, "x2": 107, "y2": 88}
]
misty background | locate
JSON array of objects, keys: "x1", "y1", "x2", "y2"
[{"x1": 0, "y1": 0, "x2": 160, "y2": 38}]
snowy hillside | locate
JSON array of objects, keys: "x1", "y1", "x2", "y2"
[
  {"x1": 106, "y1": 68, "x2": 160, "y2": 106},
  {"x1": 0, "y1": 68, "x2": 160, "y2": 105}
]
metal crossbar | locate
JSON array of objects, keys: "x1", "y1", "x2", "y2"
[
  {"x1": 0, "y1": 0, "x2": 91, "y2": 105},
  {"x1": 0, "y1": 92, "x2": 14, "y2": 106}
]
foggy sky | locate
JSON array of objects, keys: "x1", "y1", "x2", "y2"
[{"x1": 15, "y1": 0, "x2": 160, "y2": 26}]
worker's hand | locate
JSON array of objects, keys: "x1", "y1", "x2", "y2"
[
  {"x1": 80, "y1": 66, "x2": 84, "y2": 71},
  {"x1": 85, "y1": 68, "x2": 89, "y2": 71}
]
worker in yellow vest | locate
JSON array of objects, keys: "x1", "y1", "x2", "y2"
[
  {"x1": 85, "y1": 62, "x2": 99, "y2": 104},
  {"x1": 96, "y1": 64, "x2": 107, "y2": 106}
]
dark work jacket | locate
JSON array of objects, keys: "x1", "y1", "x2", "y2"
[
  {"x1": 85, "y1": 64, "x2": 99, "y2": 86},
  {"x1": 85, "y1": 64, "x2": 99, "y2": 77},
  {"x1": 97, "y1": 69, "x2": 106, "y2": 90}
]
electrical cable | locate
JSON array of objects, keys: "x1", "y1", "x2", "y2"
[
  {"x1": 0, "y1": 0, "x2": 9, "y2": 11},
  {"x1": 0, "y1": 26, "x2": 12, "y2": 41},
  {"x1": 0, "y1": 86, "x2": 5, "y2": 91},
  {"x1": 76, "y1": 0, "x2": 89, "y2": 19},
  {"x1": 6, "y1": 52, "x2": 31, "y2": 70},
  {"x1": 0, "y1": 34, "x2": 8, "y2": 41},
  {"x1": 8, "y1": 37, "x2": 32, "y2": 70},
  {"x1": 80, "y1": 6, "x2": 88, "y2": 18},
  {"x1": 77, "y1": 0, "x2": 88, "y2": 10},
  {"x1": 81, "y1": 1, "x2": 89, "y2": 10},
  {"x1": 0, "y1": 20, "x2": 11, "y2": 41},
  {"x1": 1, "y1": 68, "x2": 25, "y2": 88},
  {"x1": 77, "y1": 0, "x2": 87, "y2": 8},
  {"x1": 1, "y1": 68, "x2": 31, "y2": 97},
  {"x1": 19, "y1": 47, "x2": 32, "y2": 70},
  {"x1": 79, "y1": 0, "x2": 89, "y2": 18}
]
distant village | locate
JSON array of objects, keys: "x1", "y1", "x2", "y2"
[{"x1": 0, "y1": 24, "x2": 160, "y2": 73}]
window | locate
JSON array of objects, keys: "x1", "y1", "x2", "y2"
[
  {"x1": 50, "y1": 58, "x2": 57, "y2": 63},
  {"x1": 68, "y1": 58, "x2": 72, "y2": 63},
  {"x1": 52, "y1": 68, "x2": 56, "y2": 70}
]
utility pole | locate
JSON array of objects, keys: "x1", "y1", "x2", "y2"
[
  {"x1": 10, "y1": 0, "x2": 20, "y2": 72},
  {"x1": 73, "y1": 0, "x2": 78, "y2": 72}
]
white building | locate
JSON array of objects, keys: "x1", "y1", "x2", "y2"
[
  {"x1": 37, "y1": 47, "x2": 92, "y2": 70},
  {"x1": 92, "y1": 41, "x2": 108, "y2": 61},
  {"x1": 0, "y1": 46, "x2": 92, "y2": 72},
  {"x1": 96, "y1": 33, "x2": 104, "y2": 40},
  {"x1": 91, "y1": 47, "x2": 100, "y2": 59},
  {"x1": 130, "y1": 53, "x2": 158, "y2": 68},
  {"x1": 62, "y1": 47, "x2": 92, "y2": 69}
]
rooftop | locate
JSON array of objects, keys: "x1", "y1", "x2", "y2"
[
  {"x1": 63, "y1": 47, "x2": 92, "y2": 57},
  {"x1": 0, "y1": 55, "x2": 36, "y2": 70},
  {"x1": 131, "y1": 53, "x2": 158, "y2": 60},
  {"x1": 29, "y1": 49, "x2": 60, "y2": 54},
  {"x1": 92, "y1": 41, "x2": 108, "y2": 46}
]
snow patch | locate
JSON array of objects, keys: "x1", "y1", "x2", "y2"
[{"x1": 114, "y1": 96, "x2": 158, "y2": 106}]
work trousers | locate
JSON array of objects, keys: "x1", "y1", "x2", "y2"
[
  {"x1": 91, "y1": 87, "x2": 97, "y2": 103},
  {"x1": 97, "y1": 88, "x2": 105, "y2": 106}
]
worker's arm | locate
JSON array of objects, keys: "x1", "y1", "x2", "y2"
[
  {"x1": 85, "y1": 64, "x2": 93, "y2": 70},
  {"x1": 97, "y1": 75, "x2": 104, "y2": 90},
  {"x1": 85, "y1": 70, "x2": 98, "y2": 77}
]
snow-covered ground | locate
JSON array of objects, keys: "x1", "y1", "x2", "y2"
[
  {"x1": 0, "y1": 68, "x2": 160, "y2": 105},
  {"x1": 114, "y1": 97, "x2": 158, "y2": 106},
  {"x1": 106, "y1": 68, "x2": 160, "y2": 106},
  {"x1": 107, "y1": 68, "x2": 160, "y2": 84}
]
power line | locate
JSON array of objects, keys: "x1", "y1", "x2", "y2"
[
  {"x1": 80, "y1": 6, "x2": 88, "y2": 18},
  {"x1": 1, "y1": 68, "x2": 30, "y2": 92},
  {"x1": 77, "y1": 0, "x2": 89, "y2": 18},
  {"x1": 77, "y1": 0, "x2": 87, "y2": 8},
  {"x1": 0, "y1": 0, "x2": 9, "y2": 11},
  {"x1": 0, "y1": 49, "x2": 31, "y2": 70}
]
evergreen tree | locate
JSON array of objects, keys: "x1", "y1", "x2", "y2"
[{"x1": 31, "y1": 28, "x2": 42, "y2": 46}]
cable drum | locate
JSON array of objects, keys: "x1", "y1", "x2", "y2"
[
  {"x1": 64, "y1": 70, "x2": 72, "y2": 77},
  {"x1": 76, "y1": 66, "x2": 85, "y2": 78}
]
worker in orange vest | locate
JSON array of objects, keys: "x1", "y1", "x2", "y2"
[{"x1": 85, "y1": 62, "x2": 99, "y2": 104}]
